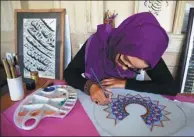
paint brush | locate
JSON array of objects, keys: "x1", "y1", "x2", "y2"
[
  {"x1": 10, "y1": 65, "x2": 16, "y2": 78},
  {"x1": 5, "y1": 54, "x2": 17, "y2": 78},
  {"x1": 6, "y1": 53, "x2": 15, "y2": 66},
  {"x1": 1, "y1": 58, "x2": 12, "y2": 79},
  {"x1": 105, "y1": 10, "x2": 109, "y2": 19},
  {"x1": 13, "y1": 53, "x2": 18, "y2": 65},
  {"x1": 13, "y1": 54, "x2": 21, "y2": 77},
  {"x1": 15, "y1": 54, "x2": 19, "y2": 65},
  {"x1": 90, "y1": 68, "x2": 109, "y2": 98}
]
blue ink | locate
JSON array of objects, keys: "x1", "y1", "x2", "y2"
[{"x1": 43, "y1": 87, "x2": 55, "y2": 92}]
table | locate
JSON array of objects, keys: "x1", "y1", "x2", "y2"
[
  {"x1": 1, "y1": 78, "x2": 100, "y2": 136},
  {"x1": 1, "y1": 79, "x2": 194, "y2": 136},
  {"x1": 1, "y1": 78, "x2": 194, "y2": 112}
]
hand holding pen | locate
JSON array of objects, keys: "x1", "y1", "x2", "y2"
[
  {"x1": 89, "y1": 84, "x2": 112, "y2": 105},
  {"x1": 89, "y1": 68, "x2": 112, "y2": 105}
]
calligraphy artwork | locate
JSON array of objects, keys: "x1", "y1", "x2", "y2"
[
  {"x1": 135, "y1": 1, "x2": 176, "y2": 32},
  {"x1": 144, "y1": 0, "x2": 169, "y2": 16},
  {"x1": 23, "y1": 19, "x2": 56, "y2": 78},
  {"x1": 179, "y1": 9, "x2": 194, "y2": 93},
  {"x1": 104, "y1": 94, "x2": 170, "y2": 131}
]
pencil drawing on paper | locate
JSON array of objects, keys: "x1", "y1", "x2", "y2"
[
  {"x1": 104, "y1": 94, "x2": 171, "y2": 131},
  {"x1": 23, "y1": 18, "x2": 57, "y2": 78},
  {"x1": 144, "y1": 0, "x2": 169, "y2": 16}
]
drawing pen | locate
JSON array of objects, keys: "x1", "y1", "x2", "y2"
[
  {"x1": 1, "y1": 58, "x2": 12, "y2": 79},
  {"x1": 90, "y1": 68, "x2": 109, "y2": 98}
]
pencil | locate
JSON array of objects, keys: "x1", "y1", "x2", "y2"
[{"x1": 1, "y1": 58, "x2": 12, "y2": 78}]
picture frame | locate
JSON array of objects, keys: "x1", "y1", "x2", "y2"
[
  {"x1": 134, "y1": 1, "x2": 176, "y2": 32},
  {"x1": 177, "y1": 8, "x2": 194, "y2": 93},
  {"x1": 172, "y1": 1, "x2": 186, "y2": 34},
  {"x1": 14, "y1": 9, "x2": 66, "y2": 80}
]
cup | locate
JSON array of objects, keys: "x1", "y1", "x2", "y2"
[{"x1": 7, "y1": 76, "x2": 24, "y2": 101}]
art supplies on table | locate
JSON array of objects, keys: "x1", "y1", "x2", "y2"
[
  {"x1": 14, "y1": 85, "x2": 78, "y2": 130},
  {"x1": 2, "y1": 52, "x2": 24, "y2": 101},
  {"x1": 7, "y1": 76, "x2": 24, "y2": 101}
]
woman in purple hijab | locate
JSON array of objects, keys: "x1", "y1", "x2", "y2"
[{"x1": 64, "y1": 12, "x2": 178, "y2": 105}]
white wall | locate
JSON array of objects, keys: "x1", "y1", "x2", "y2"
[
  {"x1": 104, "y1": 1, "x2": 134, "y2": 27},
  {"x1": 0, "y1": 1, "x2": 187, "y2": 77}
]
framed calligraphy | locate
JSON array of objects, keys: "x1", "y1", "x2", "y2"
[
  {"x1": 134, "y1": 0, "x2": 176, "y2": 32},
  {"x1": 177, "y1": 8, "x2": 194, "y2": 93},
  {"x1": 15, "y1": 9, "x2": 66, "y2": 80}
]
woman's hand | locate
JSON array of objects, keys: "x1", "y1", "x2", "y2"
[
  {"x1": 101, "y1": 78, "x2": 127, "y2": 89},
  {"x1": 89, "y1": 84, "x2": 112, "y2": 105}
]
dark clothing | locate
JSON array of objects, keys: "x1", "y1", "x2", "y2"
[{"x1": 64, "y1": 41, "x2": 178, "y2": 96}]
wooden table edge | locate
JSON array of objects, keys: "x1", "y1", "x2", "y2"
[
  {"x1": 1, "y1": 78, "x2": 51, "y2": 112},
  {"x1": 1, "y1": 81, "x2": 194, "y2": 112}
]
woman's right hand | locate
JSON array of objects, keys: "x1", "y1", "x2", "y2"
[{"x1": 89, "y1": 84, "x2": 112, "y2": 105}]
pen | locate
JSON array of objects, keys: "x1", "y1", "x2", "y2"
[{"x1": 90, "y1": 68, "x2": 109, "y2": 98}]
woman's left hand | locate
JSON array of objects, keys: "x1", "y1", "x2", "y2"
[{"x1": 101, "y1": 78, "x2": 127, "y2": 89}]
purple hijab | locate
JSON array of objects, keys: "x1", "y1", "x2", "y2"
[{"x1": 84, "y1": 12, "x2": 169, "y2": 81}]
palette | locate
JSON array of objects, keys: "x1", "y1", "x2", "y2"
[{"x1": 14, "y1": 85, "x2": 77, "y2": 130}]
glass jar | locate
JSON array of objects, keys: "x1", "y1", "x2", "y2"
[{"x1": 30, "y1": 71, "x2": 39, "y2": 84}]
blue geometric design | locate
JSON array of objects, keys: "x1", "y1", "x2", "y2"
[{"x1": 104, "y1": 94, "x2": 170, "y2": 131}]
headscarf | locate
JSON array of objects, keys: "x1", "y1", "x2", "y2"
[{"x1": 84, "y1": 12, "x2": 169, "y2": 81}]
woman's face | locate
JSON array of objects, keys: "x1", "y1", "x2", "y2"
[{"x1": 115, "y1": 53, "x2": 149, "y2": 71}]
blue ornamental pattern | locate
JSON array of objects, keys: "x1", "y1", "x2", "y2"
[{"x1": 104, "y1": 94, "x2": 170, "y2": 131}]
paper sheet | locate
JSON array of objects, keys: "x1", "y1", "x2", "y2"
[
  {"x1": 172, "y1": 102, "x2": 194, "y2": 136},
  {"x1": 78, "y1": 89, "x2": 194, "y2": 136}
]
